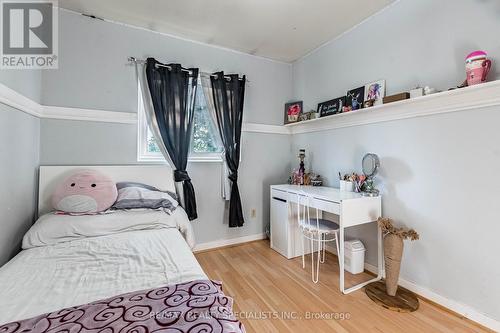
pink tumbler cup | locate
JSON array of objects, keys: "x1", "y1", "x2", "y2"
[{"x1": 466, "y1": 51, "x2": 491, "y2": 86}]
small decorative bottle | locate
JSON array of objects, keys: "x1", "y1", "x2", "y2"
[{"x1": 298, "y1": 149, "x2": 306, "y2": 185}]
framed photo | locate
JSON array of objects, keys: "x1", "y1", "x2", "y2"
[
  {"x1": 346, "y1": 86, "x2": 365, "y2": 111},
  {"x1": 364, "y1": 80, "x2": 386, "y2": 106},
  {"x1": 284, "y1": 101, "x2": 303, "y2": 124},
  {"x1": 300, "y1": 111, "x2": 315, "y2": 122},
  {"x1": 318, "y1": 96, "x2": 345, "y2": 117}
]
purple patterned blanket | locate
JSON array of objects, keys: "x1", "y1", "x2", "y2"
[{"x1": 0, "y1": 280, "x2": 245, "y2": 333}]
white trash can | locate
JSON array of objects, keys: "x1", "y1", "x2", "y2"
[{"x1": 344, "y1": 240, "x2": 365, "y2": 274}]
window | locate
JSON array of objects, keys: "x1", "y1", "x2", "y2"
[{"x1": 137, "y1": 79, "x2": 223, "y2": 162}]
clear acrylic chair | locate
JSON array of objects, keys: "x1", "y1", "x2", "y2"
[{"x1": 296, "y1": 191, "x2": 340, "y2": 283}]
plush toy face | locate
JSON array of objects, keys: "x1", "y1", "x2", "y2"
[{"x1": 52, "y1": 170, "x2": 118, "y2": 214}]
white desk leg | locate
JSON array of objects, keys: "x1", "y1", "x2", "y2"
[
  {"x1": 377, "y1": 223, "x2": 383, "y2": 279},
  {"x1": 339, "y1": 225, "x2": 345, "y2": 293},
  {"x1": 341, "y1": 221, "x2": 383, "y2": 295}
]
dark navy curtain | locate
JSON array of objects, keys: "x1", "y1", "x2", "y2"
[
  {"x1": 210, "y1": 72, "x2": 246, "y2": 227},
  {"x1": 145, "y1": 58, "x2": 199, "y2": 220}
]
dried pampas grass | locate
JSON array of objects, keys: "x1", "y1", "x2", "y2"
[{"x1": 378, "y1": 217, "x2": 419, "y2": 241}]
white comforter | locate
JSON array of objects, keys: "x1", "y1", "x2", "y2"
[{"x1": 0, "y1": 209, "x2": 206, "y2": 325}]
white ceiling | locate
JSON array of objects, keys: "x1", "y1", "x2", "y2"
[{"x1": 59, "y1": 0, "x2": 395, "y2": 63}]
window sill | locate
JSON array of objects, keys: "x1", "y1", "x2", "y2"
[{"x1": 137, "y1": 155, "x2": 223, "y2": 164}]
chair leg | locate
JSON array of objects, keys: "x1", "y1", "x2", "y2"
[
  {"x1": 334, "y1": 231, "x2": 340, "y2": 268},
  {"x1": 310, "y1": 233, "x2": 315, "y2": 281},
  {"x1": 301, "y1": 232, "x2": 305, "y2": 269},
  {"x1": 313, "y1": 233, "x2": 321, "y2": 283},
  {"x1": 320, "y1": 233, "x2": 326, "y2": 264}
]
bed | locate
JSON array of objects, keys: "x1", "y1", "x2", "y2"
[{"x1": 0, "y1": 166, "x2": 244, "y2": 332}]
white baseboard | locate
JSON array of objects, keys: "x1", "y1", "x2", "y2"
[
  {"x1": 193, "y1": 233, "x2": 267, "y2": 252},
  {"x1": 397, "y1": 277, "x2": 499, "y2": 332},
  {"x1": 363, "y1": 263, "x2": 499, "y2": 331},
  {"x1": 326, "y1": 246, "x2": 499, "y2": 331}
]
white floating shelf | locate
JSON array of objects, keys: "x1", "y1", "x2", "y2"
[{"x1": 286, "y1": 80, "x2": 500, "y2": 134}]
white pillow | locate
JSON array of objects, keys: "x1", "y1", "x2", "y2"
[{"x1": 111, "y1": 182, "x2": 179, "y2": 213}]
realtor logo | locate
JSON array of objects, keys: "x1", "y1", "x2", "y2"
[{"x1": 1, "y1": 0, "x2": 58, "y2": 69}]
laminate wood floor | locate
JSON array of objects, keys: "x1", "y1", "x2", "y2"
[{"x1": 195, "y1": 240, "x2": 491, "y2": 333}]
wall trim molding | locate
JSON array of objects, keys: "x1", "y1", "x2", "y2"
[
  {"x1": 42, "y1": 105, "x2": 138, "y2": 124},
  {"x1": 242, "y1": 122, "x2": 290, "y2": 135},
  {"x1": 192, "y1": 233, "x2": 267, "y2": 252},
  {"x1": 0, "y1": 83, "x2": 43, "y2": 118},
  {"x1": 287, "y1": 79, "x2": 500, "y2": 134},
  {"x1": 0, "y1": 83, "x2": 290, "y2": 134},
  {"x1": 4, "y1": 80, "x2": 499, "y2": 135}
]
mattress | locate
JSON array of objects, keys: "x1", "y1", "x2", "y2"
[{"x1": 0, "y1": 209, "x2": 206, "y2": 325}]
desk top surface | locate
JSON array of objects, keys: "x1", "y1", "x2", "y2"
[{"x1": 271, "y1": 184, "x2": 380, "y2": 202}]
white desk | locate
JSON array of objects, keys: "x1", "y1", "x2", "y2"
[{"x1": 270, "y1": 184, "x2": 382, "y2": 294}]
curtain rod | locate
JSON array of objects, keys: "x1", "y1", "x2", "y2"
[
  {"x1": 128, "y1": 57, "x2": 248, "y2": 82},
  {"x1": 128, "y1": 56, "x2": 193, "y2": 74}
]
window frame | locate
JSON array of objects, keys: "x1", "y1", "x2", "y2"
[{"x1": 136, "y1": 83, "x2": 223, "y2": 163}]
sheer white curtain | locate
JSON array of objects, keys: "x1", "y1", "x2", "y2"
[
  {"x1": 135, "y1": 62, "x2": 185, "y2": 206},
  {"x1": 200, "y1": 74, "x2": 231, "y2": 201}
]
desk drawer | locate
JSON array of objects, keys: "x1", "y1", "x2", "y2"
[
  {"x1": 271, "y1": 189, "x2": 288, "y2": 202},
  {"x1": 288, "y1": 194, "x2": 340, "y2": 215},
  {"x1": 312, "y1": 197, "x2": 340, "y2": 215}
]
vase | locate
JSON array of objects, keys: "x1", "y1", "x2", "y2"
[{"x1": 383, "y1": 234, "x2": 404, "y2": 296}]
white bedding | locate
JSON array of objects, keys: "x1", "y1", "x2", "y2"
[
  {"x1": 22, "y1": 209, "x2": 195, "y2": 249},
  {"x1": 0, "y1": 209, "x2": 206, "y2": 325}
]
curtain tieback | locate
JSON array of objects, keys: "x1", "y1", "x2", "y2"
[
  {"x1": 174, "y1": 170, "x2": 191, "y2": 182},
  {"x1": 228, "y1": 172, "x2": 238, "y2": 183}
]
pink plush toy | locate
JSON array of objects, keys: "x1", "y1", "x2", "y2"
[{"x1": 52, "y1": 170, "x2": 118, "y2": 214}]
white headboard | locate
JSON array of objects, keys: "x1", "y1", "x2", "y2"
[{"x1": 38, "y1": 165, "x2": 175, "y2": 217}]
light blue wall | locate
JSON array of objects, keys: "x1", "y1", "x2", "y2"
[
  {"x1": 41, "y1": 10, "x2": 292, "y2": 125},
  {"x1": 0, "y1": 70, "x2": 42, "y2": 103},
  {"x1": 38, "y1": 9, "x2": 293, "y2": 244},
  {"x1": 293, "y1": 0, "x2": 500, "y2": 110},
  {"x1": 40, "y1": 119, "x2": 291, "y2": 244},
  {"x1": 0, "y1": 105, "x2": 39, "y2": 266},
  {"x1": 291, "y1": 0, "x2": 500, "y2": 322},
  {"x1": 0, "y1": 8, "x2": 293, "y2": 255},
  {"x1": 0, "y1": 65, "x2": 41, "y2": 268},
  {"x1": 4, "y1": 2, "x2": 500, "y2": 324},
  {"x1": 0, "y1": 17, "x2": 43, "y2": 266}
]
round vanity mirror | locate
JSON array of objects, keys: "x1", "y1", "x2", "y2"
[
  {"x1": 362, "y1": 153, "x2": 380, "y2": 177},
  {"x1": 361, "y1": 153, "x2": 380, "y2": 196}
]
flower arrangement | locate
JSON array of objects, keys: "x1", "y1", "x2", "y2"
[
  {"x1": 378, "y1": 217, "x2": 419, "y2": 241},
  {"x1": 377, "y1": 217, "x2": 419, "y2": 296},
  {"x1": 339, "y1": 172, "x2": 366, "y2": 192}
]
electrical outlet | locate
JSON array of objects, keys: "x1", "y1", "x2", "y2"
[{"x1": 251, "y1": 209, "x2": 256, "y2": 218}]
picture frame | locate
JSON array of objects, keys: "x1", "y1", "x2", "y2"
[
  {"x1": 318, "y1": 96, "x2": 345, "y2": 117},
  {"x1": 284, "y1": 101, "x2": 303, "y2": 124},
  {"x1": 346, "y1": 86, "x2": 365, "y2": 111},
  {"x1": 364, "y1": 80, "x2": 386, "y2": 106},
  {"x1": 300, "y1": 111, "x2": 312, "y2": 122}
]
